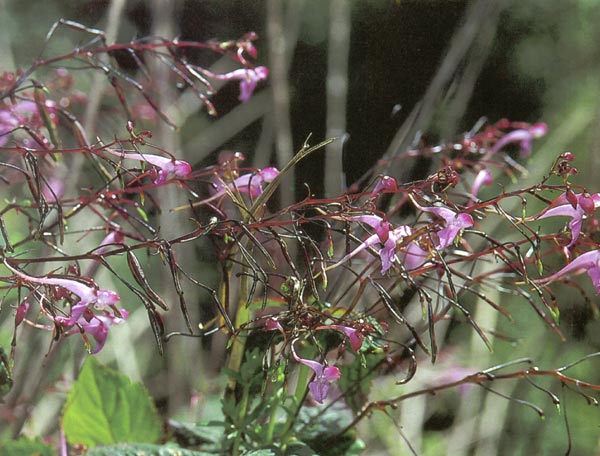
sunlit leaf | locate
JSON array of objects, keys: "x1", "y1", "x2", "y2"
[{"x1": 62, "y1": 358, "x2": 162, "y2": 447}]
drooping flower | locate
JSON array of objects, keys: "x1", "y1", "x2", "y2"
[
  {"x1": 5, "y1": 262, "x2": 125, "y2": 353},
  {"x1": 370, "y1": 175, "x2": 398, "y2": 198},
  {"x1": 60, "y1": 308, "x2": 129, "y2": 354},
  {"x1": 204, "y1": 66, "x2": 269, "y2": 102},
  {"x1": 537, "y1": 250, "x2": 600, "y2": 294},
  {"x1": 264, "y1": 317, "x2": 284, "y2": 333},
  {"x1": 104, "y1": 148, "x2": 192, "y2": 184},
  {"x1": 400, "y1": 241, "x2": 429, "y2": 271},
  {"x1": 534, "y1": 192, "x2": 600, "y2": 248},
  {"x1": 325, "y1": 325, "x2": 363, "y2": 352},
  {"x1": 5, "y1": 262, "x2": 121, "y2": 324},
  {"x1": 419, "y1": 205, "x2": 474, "y2": 249},
  {"x1": 491, "y1": 122, "x2": 548, "y2": 157},
  {"x1": 291, "y1": 341, "x2": 341, "y2": 404}
]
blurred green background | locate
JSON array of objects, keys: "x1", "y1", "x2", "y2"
[{"x1": 1, "y1": 0, "x2": 600, "y2": 454}]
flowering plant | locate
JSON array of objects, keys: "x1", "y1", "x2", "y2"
[{"x1": 0, "y1": 18, "x2": 600, "y2": 456}]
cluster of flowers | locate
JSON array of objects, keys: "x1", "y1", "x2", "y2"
[{"x1": 6, "y1": 261, "x2": 126, "y2": 354}]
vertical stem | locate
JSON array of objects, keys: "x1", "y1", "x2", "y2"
[
  {"x1": 226, "y1": 264, "x2": 251, "y2": 390},
  {"x1": 325, "y1": 0, "x2": 351, "y2": 197},
  {"x1": 267, "y1": 0, "x2": 294, "y2": 209},
  {"x1": 83, "y1": 0, "x2": 127, "y2": 136},
  {"x1": 232, "y1": 382, "x2": 251, "y2": 456}
]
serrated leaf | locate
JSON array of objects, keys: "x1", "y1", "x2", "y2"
[
  {"x1": 87, "y1": 443, "x2": 214, "y2": 456},
  {"x1": 62, "y1": 357, "x2": 161, "y2": 447},
  {"x1": 0, "y1": 437, "x2": 56, "y2": 456}
]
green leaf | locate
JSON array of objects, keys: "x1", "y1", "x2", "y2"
[
  {"x1": 338, "y1": 351, "x2": 384, "y2": 413},
  {"x1": 296, "y1": 401, "x2": 365, "y2": 456},
  {"x1": 62, "y1": 357, "x2": 162, "y2": 447},
  {"x1": 0, "y1": 437, "x2": 56, "y2": 456},
  {"x1": 167, "y1": 419, "x2": 224, "y2": 451},
  {"x1": 86, "y1": 443, "x2": 214, "y2": 456}
]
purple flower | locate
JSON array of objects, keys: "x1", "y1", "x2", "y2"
[
  {"x1": 206, "y1": 66, "x2": 269, "y2": 102},
  {"x1": 535, "y1": 192, "x2": 600, "y2": 248},
  {"x1": 538, "y1": 250, "x2": 600, "y2": 294},
  {"x1": 419, "y1": 205, "x2": 474, "y2": 249},
  {"x1": 491, "y1": 122, "x2": 548, "y2": 157},
  {"x1": 104, "y1": 148, "x2": 192, "y2": 184},
  {"x1": 291, "y1": 342, "x2": 341, "y2": 404}
]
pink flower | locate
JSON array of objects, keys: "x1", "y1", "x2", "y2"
[
  {"x1": 370, "y1": 175, "x2": 398, "y2": 198},
  {"x1": 400, "y1": 241, "x2": 429, "y2": 271},
  {"x1": 326, "y1": 325, "x2": 363, "y2": 351},
  {"x1": 534, "y1": 192, "x2": 600, "y2": 248},
  {"x1": 0, "y1": 99, "x2": 58, "y2": 146},
  {"x1": 213, "y1": 167, "x2": 279, "y2": 199},
  {"x1": 5, "y1": 262, "x2": 120, "y2": 324},
  {"x1": 419, "y1": 205, "x2": 474, "y2": 249},
  {"x1": 491, "y1": 122, "x2": 547, "y2": 157},
  {"x1": 538, "y1": 250, "x2": 600, "y2": 294},
  {"x1": 291, "y1": 341, "x2": 341, "y2": 404},
  {"x1": 470, "y1": 169, "x2": 493, "y2": 204},
  {"x1": 332, "y1": 215, "x2": 411, "y2": 274},
  {"x1": 95, "y1": 231, "x2": 126, "y2": 255},
  {"x1": 206, "y1": 66, "x2": 269, "y2": 102},
  {"x1": 264, "y1": 317, "x2": 284, "y2": 333},
  {"x1": 15, "y1": 300, "x2": 29, "y2": 327},
  {"x1": 41, "y1": 176, "x2": 64, "y2": 202},
  {"x1": 63, "y1": 308, "x2": 128, "y2": 354},
  {"x1": 5, "y1": 262, "x2": 125, "y2": 353},
  {"x1": 104, "y1": 148, "x2": 192, "y2": 184}
]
